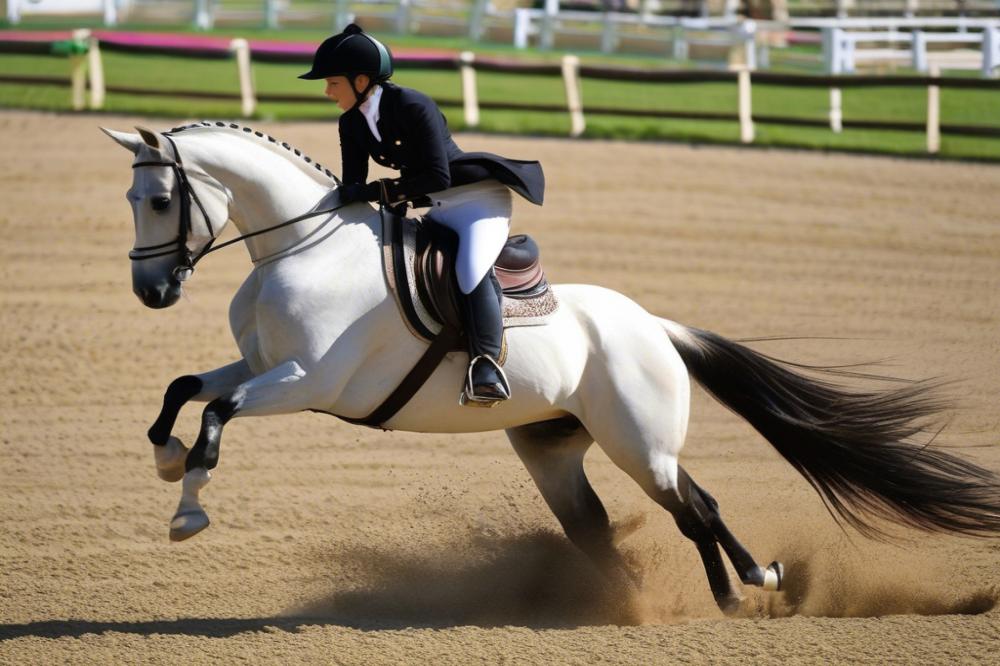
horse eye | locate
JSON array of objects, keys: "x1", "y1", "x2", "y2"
[{"x1": 151, "y1": 195, "x2": 171, "y2": 211}]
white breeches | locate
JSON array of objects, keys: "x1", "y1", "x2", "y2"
[{"x1": 425, "y1": 179, "x2": 512, "y2": 295}]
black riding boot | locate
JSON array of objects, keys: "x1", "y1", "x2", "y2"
[{"x1": 460, "y1": 270, "x2": 510, "y2": 405}]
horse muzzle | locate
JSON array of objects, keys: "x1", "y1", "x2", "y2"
[{"x1": 134, "y1": 277, "x2": 182, "y2": 309}]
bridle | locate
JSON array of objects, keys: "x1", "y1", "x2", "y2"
[{"x1": 129, "y1": 132, "x2": 348, "y2": 278}]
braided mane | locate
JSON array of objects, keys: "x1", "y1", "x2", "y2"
[{"x1": 167, "y1": 121, "x2": 340, "y2": 187}]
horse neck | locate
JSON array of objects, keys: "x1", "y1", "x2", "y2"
[{"x1": 175, "y1": 132, "x2": 335, "y2": 263}]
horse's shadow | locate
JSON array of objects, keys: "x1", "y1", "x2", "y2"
[{"x1": 1, "y1": 531, "x2": 640, "y2": 641}]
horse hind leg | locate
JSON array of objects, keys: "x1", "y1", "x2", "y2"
[
  {"x1": 651, "y1": 465, "x2": 745, "y2": 614},
  {"x1": 505, "y1": 418, "x2": 634, "y2": 590},
  {"x1": 686, "y1": 471, "x2": 783, "y2": 592}
]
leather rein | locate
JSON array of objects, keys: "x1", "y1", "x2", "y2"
[{"x1": 128, "y1": 133, "x2": 346, "y2": 277}]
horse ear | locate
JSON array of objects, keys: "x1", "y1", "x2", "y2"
[
  {"x1": 100, "y1": 127, "x2": 143, "y2": 154},
  {"x1": 135, "y1": 126, "x2": 161, "y2": 150}
]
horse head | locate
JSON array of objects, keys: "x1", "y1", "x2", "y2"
[{"x1": 102, "y1": 126, "x2": 232, "y2": 308}]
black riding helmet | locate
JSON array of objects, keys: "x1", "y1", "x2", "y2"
[{"x1": 299, "y1": 24, "x2": 393, "y2": 108}]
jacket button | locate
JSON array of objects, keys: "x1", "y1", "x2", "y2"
[
  {"x1": 390, "y1": 164, "x2": 397, "y2": 169},
  {"x1": 395, "y1": 140, "x2": 402, "y2": 146},
  {"x1": 379, "y1": 155, "x2": 385, "y2": 160}
]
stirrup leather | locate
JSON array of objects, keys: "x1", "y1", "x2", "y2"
[{"x1": 459, "y1": 355, "x2": 511, "y2": 408}]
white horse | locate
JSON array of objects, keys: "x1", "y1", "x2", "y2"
[{"x1": 103, "y1": 122, "x2": 1000, "y2": 615}]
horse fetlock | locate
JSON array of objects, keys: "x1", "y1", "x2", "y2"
[
  {"x1": 762, "y1": 560, "x2": 784, "y2": 592},
  {"x1": 153, "y1": 436, "x2": 189, "y2": 482}
]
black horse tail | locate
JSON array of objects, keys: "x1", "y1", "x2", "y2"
[{"x1": 661, "y1": 319, "x2": 1000, "y2": 539}]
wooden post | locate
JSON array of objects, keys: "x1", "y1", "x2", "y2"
[
  {"x1": 459, "y1": 51, "x2": 480, "y2": 129},
  {"x1": 926, "y1": 65, "x2": 940, "y2": 154},
  {"x1": 334, "y1": 0, "x2": 351, "y2": 31},
  {"x1": 561, "y1": 55, "x2": 585, "y2": 137},
  {"x1": 601, "y1": 14, "x2": 617, "y2": 53},
  {"x1": 829, "y1": 87, "x2": 842, "y2": 133},
  {"x1": 513, "y1": 9, "x2": 531, "y2": 49},
  {"x1": 984, "y1": 26, "x2": 1000, "y2": 79},
  {"x1": 87, "y1": 35, "x2": 105, "y2": 110},
  {"x1": 468, "y1": 0, "x2": 488, "y2": 41},
  {"x1": 741, "y1": 20, "x2": 757, "y2": 71},
  {"x1": 265, "y1": 0, "x2": 279, "y2": 29},
  {"x1": 70, "y1": 29, "x2": 89, "y2": 112},
  {"x1": 912, "y1": 30, "x2": 927, "y2": 72},
  {"x1": 102, "y1": 0, "x2": 117, "y2": 26},
  {"x1": 541, "y1": 0, "x2": 558, "y2": 50},
  {"x1": 396, "y1": 0, "x2": 412, "y2": 34},
  {"x1": 737, "y1": 67, "x2": 754, "y2": 144},
  {"x1": 672, "y1": 25, "x2": 688, "y2": 61},
  {"x1": 231, "y1": 38, "x2": 256, "y2": 118},
  {"x1": 194, "y1": 0, "x2": 213, "y2": 30}
]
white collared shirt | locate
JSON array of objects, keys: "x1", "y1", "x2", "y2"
[{"x1": 359, "y1": 84, "x2": 383, "y2": 143}]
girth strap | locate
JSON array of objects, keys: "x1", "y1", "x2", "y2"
[{"x1": 339, "y1": 323, "x2": 461, "y2": 429}]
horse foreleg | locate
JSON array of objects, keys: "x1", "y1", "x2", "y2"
[
  {"x1": 170, "y1": 360, "x2": 308, "y2": 542},
  {"x1": 147, "y1": 360, "x2": 253, "y2": 482}
]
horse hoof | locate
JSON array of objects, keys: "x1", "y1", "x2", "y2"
[
  {"x1": 763, "y1": 560, "x2": 784, "y2": 592},
  {"x1": 717, "y1": 594, "x2": 743, "y2": 616},
  {"x1": 155, "y1": 436, "x2": 189, "y2": 483},
  {"x1": 169, "y1": 509, "x2": 210, "y2": 542}
]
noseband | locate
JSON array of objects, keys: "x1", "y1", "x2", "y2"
[{"x1": 129, "y1": 132, "x2": 347, "y2": 277}]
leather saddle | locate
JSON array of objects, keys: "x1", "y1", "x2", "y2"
[
  {"x1": 413, "y1": 221, "x2": 548, "y2": 335},
  {"x1": 340, "y1": 212, "x2": 557, "y2": 430}
]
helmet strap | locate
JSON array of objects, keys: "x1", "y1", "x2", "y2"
[{"x1": 349, "y1": 75, "x2": 377, "y2": 112}]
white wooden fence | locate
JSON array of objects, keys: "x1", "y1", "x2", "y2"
[
  {"x1": 822, "y1": 24, "x2": 1000, "y2": 76},
  {"x1": 4, "y1": 29, "x2": 997, "y2": 158}
]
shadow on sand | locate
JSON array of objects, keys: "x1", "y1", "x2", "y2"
[{"x1": 1, "y1": 531, "x2": 641, "y2": 641}]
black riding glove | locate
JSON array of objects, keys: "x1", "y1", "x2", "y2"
[{"x1": 340, "y1": 181, "x2": 382, "y2": 204}]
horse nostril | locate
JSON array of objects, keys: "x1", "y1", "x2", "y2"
[{"x1": 136, "y1": 285, "x2": 158, "y2": 303}]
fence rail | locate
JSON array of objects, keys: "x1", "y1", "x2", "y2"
[{"x1": 2, "y1": 29, "x2": 1000, "y2": 154}]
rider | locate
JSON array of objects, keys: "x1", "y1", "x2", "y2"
[{"x1": 300, "y1": 24, "x2": 545, "y2": 405}]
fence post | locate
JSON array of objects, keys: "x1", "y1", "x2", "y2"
[
  {"x1": 514, "y1": 9, "x2": 531, "y2": 49},
  {"x1": 912, "y1": 30, "x2": 927, "y2": 72},
  {"x1": 672, "y1": 25, "x2": 688, "y2": 61},
  {"x1": 561, "y1": 55, "x2": 585, "y2": 137},
  {"x1": 7, "y1": 0, "x2": 20, "y2": 25},
  {"x1": 459, "y1": 51, "x2": 480, "y2": 129},
  {"x1": 822, "y1": 27, "x2": 838, "y2": 73},
  {"x1": 70, "y1": 29, "x2": 90, "y2": 112},
  {"x1": 737, "y1": 67, "x2": 754, "y2": 144},
  {"x1": 88, "y1": 35, "x2": 106, "y2": 110},
  {"x1": 601, "y1": 14, "x2": 618, "y2": 53},
  {"x1": 741, "y1": 20, "x2": 757, "y2": 71},
  {"x1": 468, "y1": 0, "x2": 488, "y2": 41},
  {"x1": 396, "y1": 0, "x2": 412, "y2": 34},
  {"x1": 541, "y1": 0, "x2": 558, "y2": 50},
  {"x1": 102, "y1": 0, "x2": 117, "y2": 27},
  {"x1": 829, "y1": 87, "x2": 842, "y2": 133},
  {"x1": 983, "y1": 26, "x2": 999, "y2": 79},
  {"x1": 265, "y1": 0, "x2": 279, "y2": 30},
  {"x1": 332, "y1": 0, "x2": 349, "y2": 31},
  {"x1": 926, "y1": 65, "x2": 940, "y2": 154},
  {"x1": 230, "y1": 38, "x2": 257, "y2": 118},
  {"x1": 194, "y1": 0, "x2": 213, "y2": 30}
]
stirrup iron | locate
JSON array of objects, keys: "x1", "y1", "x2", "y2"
[{"x1": 459, "y1": 355, "x2": 511, "y2": 408}]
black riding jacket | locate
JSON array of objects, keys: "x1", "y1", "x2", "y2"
[{"x1": 338, "y1": 82, "x2": 544, "y2": 207}]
